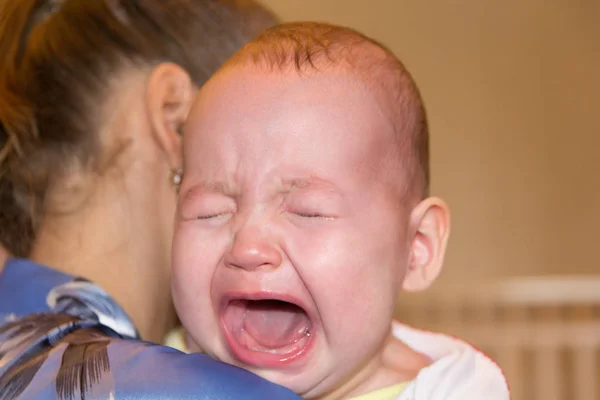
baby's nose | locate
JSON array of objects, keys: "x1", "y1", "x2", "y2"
[{"x1": 224, "y1": 226, "x2": 282, "y2": 271}]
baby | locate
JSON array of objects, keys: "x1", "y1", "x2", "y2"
[{"x1": 170, "y1": 22, "x2": 509, "y2": 399}]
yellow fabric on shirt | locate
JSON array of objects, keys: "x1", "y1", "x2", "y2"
[
  {"x1": 164, "y1": 327, "x2": 189, "y2": 353},
  {"x1": 348, "y1": 382, "x2": 410, "y2": 400}
]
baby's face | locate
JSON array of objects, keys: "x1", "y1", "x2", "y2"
[{"x1": 172, "y1": 67, "x2": 413, "y2": 397}]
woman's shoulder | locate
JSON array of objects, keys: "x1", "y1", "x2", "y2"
[
  {"x1": 0, "y1": 258, "x2": 299, "y2": 399},
  {"x1": 0, "y1": 258, "x2": 76, "y2": 319},
  {"x1": 1, "y1": 314, "x2": 298, "y2": 399}
]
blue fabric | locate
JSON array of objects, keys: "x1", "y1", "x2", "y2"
[
  {"x1": 0, "y1": 259, "x2": 73, "y2": 320},
  {"x1": 0, "y1": 259, "x2": 300, "y2": 399}
]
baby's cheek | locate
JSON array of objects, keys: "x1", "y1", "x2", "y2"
[{"x1": 172, "y1": 228, "x2": 210, "y2": 301}]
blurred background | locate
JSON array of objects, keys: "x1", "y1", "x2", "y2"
[{"x1": 260, "y1": 1, "x2": 600, "y2": 399}]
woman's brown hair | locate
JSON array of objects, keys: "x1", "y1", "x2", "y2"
[{"x1": 0, "y1": 0, "x2": 277, "y2": 256}]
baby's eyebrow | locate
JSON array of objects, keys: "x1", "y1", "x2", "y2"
[
  {"x1": 280, "y1": 177, "x2": 340, "y2": 193},
  {"x1": 181, "y1": 181, "x2": 229, "y2": 202}
]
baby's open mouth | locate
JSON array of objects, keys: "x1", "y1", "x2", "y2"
[{"x1": 221, "y1": 298, "x2": 313, "y2": 366}]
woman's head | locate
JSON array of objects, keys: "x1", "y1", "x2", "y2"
[
  {"x1": 0, "y1": 0, "x2": 278, "y2": 341},
  {"x1": 0, "y1": 0, "x2": 277, "y2": 256}
]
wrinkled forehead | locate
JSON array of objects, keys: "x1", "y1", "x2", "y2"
[{"x1": 182, "y1": 66, "x2": 400, "y2": 185}]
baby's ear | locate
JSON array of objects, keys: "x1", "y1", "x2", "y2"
[{"x1": 402, "y1": 197, "x2": 450, "y2": 292}]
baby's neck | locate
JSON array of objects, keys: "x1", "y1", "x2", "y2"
[{"x1": 322, "y1": 331, "x2": 431, "y2": 399}]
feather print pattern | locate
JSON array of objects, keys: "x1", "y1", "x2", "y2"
[
  {"x1": 55, "y1": 332, "x2": 112, "y2": 400},
  {"x1": 0, "y1": 349, "x2": 48, "y2": 400},
  {"x1": 0, "y1": 279, "x2": 134, "y2": 399}
]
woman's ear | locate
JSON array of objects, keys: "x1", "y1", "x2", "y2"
[
  {"x1": 145, "y1": 63, "x2": 195, "y2": 170},
  {"x1": 402, "y1": 197, "x2": 451, "y2": 292}
]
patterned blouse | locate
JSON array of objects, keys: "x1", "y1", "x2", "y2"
[{"x1": 0, "y1": 258, "x2": 299, "y2": 400}]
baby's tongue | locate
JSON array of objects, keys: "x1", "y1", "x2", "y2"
[{"x1": 243, "y1": 300, "x2": 309, "y2": 349}]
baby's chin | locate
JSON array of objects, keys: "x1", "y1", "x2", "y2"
[
  {"x1": 201, "y1": 335, "x2": 332, "y2": 398},
  {"x1": 198, "y1": 331, "x2": 364, "y2": 399}
]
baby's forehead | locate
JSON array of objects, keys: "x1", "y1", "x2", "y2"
[
  {"x1": 186, "y1": 66, "x2": 406, "y2": 192},
  {"x1": 193, "y1": 65, "x2": 398, "y2": 143}
]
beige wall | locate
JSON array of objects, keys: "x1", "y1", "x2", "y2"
[{"x1": 260, "y1": 0, "x2": 600, "y2": 280}]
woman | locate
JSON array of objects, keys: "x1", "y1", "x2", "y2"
[
  {"x1": 0, "y1": 0, "x2": 299, "y2": 398},
  {"x1": 0, "y1": 0, "x2": 277, "y2": 343}
]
